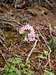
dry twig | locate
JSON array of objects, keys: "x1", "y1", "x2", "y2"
[
  {"x1": 48, "y1": 23, "x2": 53, "y2": 38},
  {"x1": 0, "y1": 50, "x2": 8, "y2": 66},
  {"x1": 26, "y1": 40, "x2": 37, "y2": 63},
  {"x1": 0, "y1": 29, "x2": 8, "y2": 50},
  {"x1": 39, "y1": 31, "x2": 52, "y2": 69},
  {"x1": 45, "y1": 0, "x2": 54, "y2": 7}
]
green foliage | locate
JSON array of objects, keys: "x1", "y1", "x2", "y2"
[
  {"x1": 44, "y1": 70, "x2": 54, "y2": 75},
  {"x1": 0, "y1": 55, "x2": 34, "y2": 75},
  {"x1": 48, "y1": 37, "x2": 56, "y2": 50},
  {"x1": 7, "y1": 55, "x2": 22, "y2": 65},
  {"x1": 38, "y1": 36, "x2": 56, "y2": 60},
  {"x1": 1, "y1": 65, "x2": 21, "y2": 75},
  {"x1": 38, "y1": 49, "x2": 49, "y2": 59}
]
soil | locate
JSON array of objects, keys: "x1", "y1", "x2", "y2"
[{"x1": 0, "y1": 3, "x2": 56, "y2": 75}]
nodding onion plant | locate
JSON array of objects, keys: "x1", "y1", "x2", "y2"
[{"x1": 19, "y1": 24, "x2": 36, "y2": 42}]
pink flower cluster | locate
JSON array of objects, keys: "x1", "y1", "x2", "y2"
[{"x1": 19, "y1": 24, "x2": 36, "y2": 42}]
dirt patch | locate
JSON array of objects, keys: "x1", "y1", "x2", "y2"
[{"x1": 0, "y1": 3, "x2": 56, "y2": 75}]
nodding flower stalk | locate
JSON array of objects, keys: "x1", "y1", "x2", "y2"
[{"x1": 19, "y1": 24, "x2": 36, "y2": 42}]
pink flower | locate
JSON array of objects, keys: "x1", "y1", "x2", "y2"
[
  {"x1": 19, "y1": 24, "x2": 36, "y2": 42},
  {"x1": 28, "y1": 32, "x2": 36, "y2": 41}
]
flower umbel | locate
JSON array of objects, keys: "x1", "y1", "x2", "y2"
[{"x1": 19, "y1": 24, "x2": 36, "y2": 42}]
